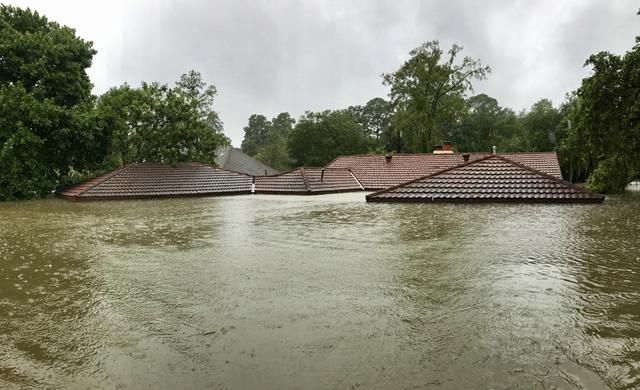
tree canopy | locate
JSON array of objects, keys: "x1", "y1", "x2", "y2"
[
  {"x1": 346, "y1": 98, "x2": 393, "y2": 152},
  {"x1": 0, "y1": 5, "x2": 98, "y2": 200},
  {"x1": 288, "y1": 111, "x2": 370, "y2": 166},
  {"x1": 3, "y1": 5, "x2": 639, "y2": 199},
  {"x1": 558, "y1": 39, "x2": 640, "y2": 193},
  {"x1": 96, "y1": 71, "x2": 229, "y2": 167},
  {"x1": 254, "y1": 112, "x2": 295, "y2": 171},
  {"x1": 383, "y1": 41, "x2": 490, "y2": 152}
]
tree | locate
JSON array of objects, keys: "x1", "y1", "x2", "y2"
[
  {"x1": 383, "y1": 41, "x2": 490, "y2": 152},
  {"x1": 254, "y1": 112, "x2": 295, "y2": 171},
  {"x1": 0, "y1": 6, "x2": 98, "y2": 200},
  {"x1": 520, "y1": 99, "x2": 561, "y2": 152},
  {"x1": 95, "y1": 71, "x2": 229, "y2": 167},
  {"x1": 288, "y1": 111, "x2": 370, "y2": 166},
  {"x1": 346, "y1": 97, "x2": 393, "y2": 152},
  {"x1": 240, "y1": 114, "x2": 271, "y2": 156},
  {"x1": 558, "y1": 39, "x2": 640, "y2": 193},
  {"x1": 451, "y1": 93, "x2": 522, "y2": 153}
]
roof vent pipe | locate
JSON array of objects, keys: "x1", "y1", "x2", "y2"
[
  {"x1": 462, "y1": 153, "x2": 470, "y2": 162},
  {"x1": 492, "y1": 145, "x2": 497, "y2": 155},
  {"x1": 385, "y1": 154, "x2": 393, "y2": 162}
]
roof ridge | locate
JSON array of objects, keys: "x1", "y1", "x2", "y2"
[
  {"x1": 493, "y1": 154, "x2": 603, "y2": 198},
  {"x1": 300, "y1": 167, "x2": 311, "y2": 192},
  {"x1": 349, "y1": 169, "x2": 365, "y2": 190},
  {"x1": 328, "y1": 151, "x2": 557, "y2": 160},
  {"x1": 75, "y1": 164, "x2": 132, "y2": 196},
  {"x1": 366, "y1": 154, "x2": 496, "y2": 198},
  {"x1": 257, "y1": 167, "x2": 302, "y2": 177}
]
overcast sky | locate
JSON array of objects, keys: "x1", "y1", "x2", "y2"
[{"x1": 7, "y1": 0, "x2": 640, "y2": 146}]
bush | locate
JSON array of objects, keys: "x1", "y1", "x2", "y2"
[{"x1": 586, "y1": 156, "x2": 633, "y2": 194}]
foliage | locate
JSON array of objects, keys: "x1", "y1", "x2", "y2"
[
  {"x1": 0, "y1": 5, "x2": 97, "y2": 200},
  {"x1": 240, "y1": 114, "x2": 271, "y2": 156},
  {"x1": 96, "y1": 71, "x2": 229, "y2": 167},
  {"x1": 521, "y1": 99, "x2": 561, "y2": 152},
  {"x1": 451, "y1": 94, "x2": 522, "y2": 153},
  {"x1": 288, "y1": 111, "x2": 370, "y2": 166},
  {"x1": 586, "y1": 156, "x2": 633, "y2": 194},
  {"x1": 558, "y1": 37, "x2": 640, "y2": 193},
  {"x1": 383, "y1": 41, "x2": 490, "y2": 152},
  {"x1": 346, "y1": 98, "x2": 393, "y2": 152},
  {"x1": 254, "y1": 112, "x2": 295, "y2": 171}
]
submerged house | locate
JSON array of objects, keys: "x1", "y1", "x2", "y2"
[
  {"x1": 56, "y1": 164, "x2": 364, "y2": 201},
  {"x1": 56, "y1": 143, "x2": 604, "y2": 203},
  {"x1": 254, "y1": 167, "x2": 363, "y2": 194},
  {"x1": 326, "y1": 151, "x2": 563, "y2": 190},
  {"x1": 366, "y1": 154, "x2": 604, "y2": 203},
  {"x1": 56, "y1": 163, "x2": 254, "y2": 200}
]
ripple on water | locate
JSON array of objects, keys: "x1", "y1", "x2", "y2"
[{"x1": 0, "y1": 193, "x2": 639, "y2": 389}]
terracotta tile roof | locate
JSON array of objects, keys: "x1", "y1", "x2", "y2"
[
  {"x1": 57, "y1": 164, "x2": 364, "y2": 200},
  {"x1": 254, "y1": 167, "x2": 363, "y2": 194},
  {"x1": 326, "y1": 152, "x2": 562, "y2": 190},
  {"x1": 366, "y1": 155, "x2": 604, "y2": 203},
  {"x1": 215, "y1": 146, "x2": 277, "y2": 176},
  {"x1": 56, "y1": 163, "x2": 253, "y2": 200}
]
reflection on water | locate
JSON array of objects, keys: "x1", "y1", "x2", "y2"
[{"x1": 1, "y1": 192, "x2": 639, "y2": 389}]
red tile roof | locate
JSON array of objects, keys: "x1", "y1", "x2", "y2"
[
  {"x1": 56, "y1": 163, "x2": 253, "y2": 200},
  {"x1": 366, "y1": 155, "x2": 604, "y2": 203},
  {"x1": 57, "y1": 164, "x2": 365, "y2": 200},
  {"x1": 254, "y1": 167, "x2": 363, "y2": 194},
  {"x1": 326, "y1": 152, "x2": 563, "y2": 190}
]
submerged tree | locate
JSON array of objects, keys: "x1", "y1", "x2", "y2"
[
  {"x1": 383, "y1": 41, "x2": 490, "y2": 152},
  {"x1": 0, "y1": 5, "x2": 98, "y2": 200}
]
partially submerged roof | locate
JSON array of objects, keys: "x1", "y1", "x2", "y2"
[
  {"x1": 56, "y1": 164, "x2": 365, "y2": 201},
  {"x1": 366, "y1": 155, "x2": 604, "y2": 203},
  {"x1": 255, "y1": 167, "x2": 363, "y2": 194},
  {"x1": 215, "y1": 146, "x2": 277, "y2": 176},
  {"x1": 56, "y1": 163, "x2": 253, "y2": 200},
  {"x1": 326, "y1": 152, "x2": 563, "y2": 190}
]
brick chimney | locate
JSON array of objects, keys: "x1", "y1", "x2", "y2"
[{"x1": 433, "y1": 141, "x2": 454, "y2": 154}]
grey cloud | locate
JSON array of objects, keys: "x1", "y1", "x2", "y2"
[{"x1": 8, "y1": 0, "x2": 640, "y2": 145}]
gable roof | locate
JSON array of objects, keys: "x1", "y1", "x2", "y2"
[
  {"x1": 366, "y1": 155, "x2": 604, "y2": 203},
  {"x1": 254, "y1": 167, "x2": 363, "y2": 194},
  {"x1": 215, "y1": 146, "x2": 277, "y2": 176},
  {"x1": 56, "y1": 163, "x2": 253, "y2": 200},
  {"x1": 326, "y1": 152, "x2": 562, "y2": 190}
]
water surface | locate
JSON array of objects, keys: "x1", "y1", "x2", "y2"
[{"x1": 1, "y1": 192, "x2": 639, "y2": 389}]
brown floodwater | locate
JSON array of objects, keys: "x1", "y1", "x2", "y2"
[{"x1": 1, "y1": 191, "x2": 639, "y2": 389}]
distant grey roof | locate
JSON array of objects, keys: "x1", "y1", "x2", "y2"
[{"x1": 215, "y1": 146, "x2": 277, "y2": 176}]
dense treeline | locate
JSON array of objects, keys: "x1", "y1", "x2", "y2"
[
  {"x1": 0, "y1": 6, "x2": 229, "y2": 200},
  {"x1": 1, "y1": 6, "x2": 638, "y2": 200},
  {"x1": 242, "y1": 37, "x2": 639, "y2": 193}
]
